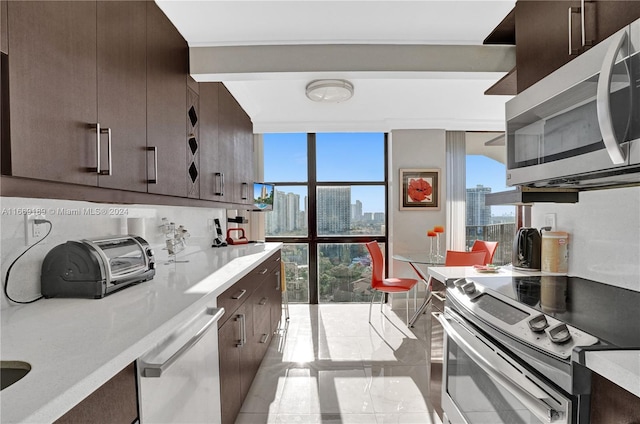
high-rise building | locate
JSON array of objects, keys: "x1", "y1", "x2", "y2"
[
  {"x1": 351, "y1": 200, "x2": 363, "y2": 222},
  {"x1": 466, "y1": 184, "x2": 492, "y2": 226},
  {"x1": 266, "y1": 189, "x2": 301, "y2": 234},
  {"x1": 317, "y1": 187, "x2": 351, "y2": 234}
]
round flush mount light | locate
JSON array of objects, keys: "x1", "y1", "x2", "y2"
[{"x1": 305, "y1": 79, "x2": 354, "y2": 103}]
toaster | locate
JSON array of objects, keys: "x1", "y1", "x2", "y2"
[{"x1": 41, "y1": 235, "x2": 155, "y2": 299}]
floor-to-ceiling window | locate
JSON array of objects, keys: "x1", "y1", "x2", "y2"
[{"x1": 264, "y1": 133, "x2": 387, "y2": 304}]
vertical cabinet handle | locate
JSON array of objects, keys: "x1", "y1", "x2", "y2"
[
  {"x1": 567, "y1": 7, "x2": 581, "y2": 55},
  {"x1": 89, "y1": 123, "x2": 101, "y2": 174},
  {"x1": 260, "y1": 334, "x2": 269, "y2": 344},
  {"x1": 275, "y1": 270, "x2": 281, "y2": 291},
  {"x1": 259, "y1": 297, "x2": 268, "y2": 306},
  {"x1": 215, "y1": 172, "x2": 224, "y2": 196},
  {"x1": 236, "y1": 314, "x2": 246, "y2": 347},
  {"x1": 241, "y1": 182, "x2": 249, "y2": 200},
  {"x1": 89, "y1": 124, "x2": 112, "y2": 175},
  {"x1": 147, "y1": 146, "x2": 158, "y2": 184},
  {"x1": 99, "y1": 127, "x2": 112, "y2": 176}
]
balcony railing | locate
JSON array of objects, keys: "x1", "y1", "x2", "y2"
[{"x1": 465, "y1": 222, "x2": 516, "y2": 265}]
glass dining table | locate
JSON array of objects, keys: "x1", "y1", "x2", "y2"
[{"x1": 392, "y1": 252, "x2": 444, "y2": 327}]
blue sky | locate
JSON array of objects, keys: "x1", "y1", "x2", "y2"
[{"x1": 264, "y1": 133, "x2": 514, "y2": 216}]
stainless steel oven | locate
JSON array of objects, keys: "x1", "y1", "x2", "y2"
[
  {"x1": 436, "y1": 308, "x2": 571, "y2": 424},
  {"x1": 434, "y1": 275, "x2": 640, "y2": 424}
]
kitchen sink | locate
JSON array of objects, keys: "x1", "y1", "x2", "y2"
[{"x1": 1, "y1": 361, "x2": 31, "y2": 391}]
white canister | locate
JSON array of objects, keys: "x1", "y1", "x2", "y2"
[{"x1": 541, "y1": 231, "x2": 569, "y2": 273}]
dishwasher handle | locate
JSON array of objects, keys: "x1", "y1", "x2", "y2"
[{"x1": 140, "y1": 307, "x2": 225, "y2": 378}]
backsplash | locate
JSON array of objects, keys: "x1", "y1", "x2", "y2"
[
  {"x1": 0, "y1": 197, "x2": 226, "y2": 309},
  {"x1": 531, "y1": 186, "x2": 640, "y2": 292}
]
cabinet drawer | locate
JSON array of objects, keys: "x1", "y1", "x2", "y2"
[{"x1": 218, "y1": 278, "x2": 259, "y2": 327}]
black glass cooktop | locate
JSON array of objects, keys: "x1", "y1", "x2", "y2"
[{"x1": 468, "y1": 275, "x2": 640, "y2": 348}]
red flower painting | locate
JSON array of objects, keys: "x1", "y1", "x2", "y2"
[{"x1": 407, "y1": 178, "x2": 433, "y2": 202}]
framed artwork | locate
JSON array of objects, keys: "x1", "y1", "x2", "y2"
[{"x1": 399, "y1": 168, "x2": 440, "y2": 210}]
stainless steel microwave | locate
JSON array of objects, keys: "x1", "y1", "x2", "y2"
[{"x1": 506, "y1": 18, "x2": 640, "y2": 189}]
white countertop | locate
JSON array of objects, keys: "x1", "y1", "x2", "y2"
[
  {"x1": 0, "y1": 241, "x2": 282, "y2": 424},
  {"x1": 585, "y1": 350, "x2": 640, "y2": 398}
]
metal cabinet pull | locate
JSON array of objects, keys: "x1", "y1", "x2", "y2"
[
  {"x1": 259, "y1": 297, "x2": 268, "y2": 306},
  {"x1": 597, "y1": 30, "x2": 629, "y2": 165},
  {"x1": 100, "y1": 127, "x2": 112, "y2": 176},
  {"x1": 432, "y1": 292, "x2": 446, "y2": 303},
  {"x1": 260, "y1": 333, "x2": 269, "y2": 344},
  {"x1": 232, "y1": 289, "x2": 247, "y2": 300},
  {"x1": 275, "y1": 271, "x2": 281, "y2": 290},
  {"x1": 258, "y1": 268, "x2": 268, "y2": 275},
  {"x1": 568, "y1": 7, "x2": 581, "y2": 55},
  {"x1": 241, "y1": 182, "x2": 249, "y2": 200},
  {"x1": 147, "y1": 146, "x2": 158, "y2": 184},
  {"x1": 214, "y1": 172, "x2": 224, "y2": 196},
  {"x1": 236, "y1": 314, "x2": 246, "y2": 347},
  {"x1": 89, "y1": 123, "x2": 101, "y2": 174}
]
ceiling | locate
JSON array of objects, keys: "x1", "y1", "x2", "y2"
[{"x1": 156, "y1": 1, "x2": 516, "y2": 134}]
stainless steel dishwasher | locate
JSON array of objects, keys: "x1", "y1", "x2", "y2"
[{"x1": 138, "y1": 306, "x2": 225, "y2": 423}]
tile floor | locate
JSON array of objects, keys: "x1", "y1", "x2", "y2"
[{"x1": 235, "y1": 303, "x2": 443, "y2": 424}]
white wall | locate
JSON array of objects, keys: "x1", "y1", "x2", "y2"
[
  {"x1": 0, "y1": 197, "x2": 226, "y2": 309},
  {"x1": 389, "y1": 129, "x2": 447, "y2": 279},
  {"x1": 531, "y1": 186, "x2": 640, "y2": 292}
]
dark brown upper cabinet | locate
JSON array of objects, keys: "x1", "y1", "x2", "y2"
[
  {"x1": 216, "y1": 84, "x2": 240, "y2": 204},
  {"x1": 1, "y1": 0, "x2": 8, "y2": 54},
  {"x1": 487, "y1": 1, "x2": 640, "y2": 94},
  {"x1": 146, "y1": 2, "x2": 188, "y2": 197},
  {"x1": 97, "y1": 1, "x2": 147, "y2": 192},
  {"x1": 6, "y1": 1, "x2": 150, "y2": 192},
  {"x1": 7, "y1": 1, "x2": 99, "y2": 185},
  {"x1": 199, "y1": 82, "x2": 222, "y2": 202}
]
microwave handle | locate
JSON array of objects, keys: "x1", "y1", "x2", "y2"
[
  {"x1": 596, "y1": 30, "x2": 628, "y2": 165},
  {"x1": 435, "y1": 312, "x2": 561, "y2": 423}
]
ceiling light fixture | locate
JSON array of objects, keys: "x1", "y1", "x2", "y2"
[{"x1": 305, "y1": 79, "x2": 354, "y2": 103}]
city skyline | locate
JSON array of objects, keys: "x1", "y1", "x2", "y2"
[{"x1": 264, "y1": 133, "x2": 514, "y2": 216}]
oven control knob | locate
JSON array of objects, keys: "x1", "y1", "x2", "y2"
[
  {"x1": 527, "y1": 314, "x2": 549, "y2": 332},
  {"x1": 546, "y1": 323, "x2": 572, "y2": 344},
  {"x1": 461, "y1": 281, "x2": 476, "y2": 296},
  {"x1": 454, "y1": 278, "x2": 467, "y2": 290}
]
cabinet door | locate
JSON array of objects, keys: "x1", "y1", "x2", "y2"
[
  {"x1": 96, "y1": 1, "x2": 147, "y2": 192},
  {"x1": 217, "y1": 84, "x2": 238, "y2": 203},
  {"x1": 55, "y1": 362, "x2": 138, "y2": 424},
  {"x1": 515, "y1": 0, "x2": 581, "y2": 92},
  {"x1": 199, "y1": 82, "x2": 221, "y2": 201},
  {"x1": 592, "y1": 1, "x2": 640, "y2": 43},
  {"x1": 234, "y1": 102, "x2": 254, "y2": 206},
  {"x1": 146, "y1": 2, "x2": 188, "y2": 197},
  {"x1": 218, "y1": 312, "x2": 243, "y2": 424},
  {"x1": 269, "y1": 263, "x2": 283, "y2": 334},
  {"x1": 7, "y1": 1, "x2": 98, "y2": 185}
]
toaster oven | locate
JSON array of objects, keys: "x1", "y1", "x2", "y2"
[{"x1": 41, "y1": 235, "x2": 155, "y2": 299}]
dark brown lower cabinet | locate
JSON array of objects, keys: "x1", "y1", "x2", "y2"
[
  {"x1": 590, "y1": 372, "x2": 640, "y2": 424},
  {"x1": 55, "y1": 362, "x2": 138, "y2": 424},
  {"x1": 218, "y1": 251, "x2": 282, "y2": 424}
]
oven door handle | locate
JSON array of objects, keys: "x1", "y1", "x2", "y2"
[{"x1": 435, "y1": 312, "x2": 562, "y2": 423}]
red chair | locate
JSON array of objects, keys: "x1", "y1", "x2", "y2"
[
  {"x1": 444, "y1": 250, "x2": 487, "y2": 266},
  {"x1": 471, "y1": 240, "x2": 499, "y2": 265},
  {"x1": 366, "y1": 241, "x2": 419, "y2": 325}
]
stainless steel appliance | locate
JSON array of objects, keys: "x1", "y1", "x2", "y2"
[
  {"x1": 41, "y1": 235, "x2": 155, "y2": 298},
  {"x1": 506, "y1": 18, "x2": 640, "y2": 188},
  {"x1": 513, "y1": 227, "x2": 542, "y2": 271},
  {"x1": 436, "y1": 275, "x2": 640, "y2": 424},
  {"x1": 138, "y1": 306, "x2": 225, "y2": 423}
]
